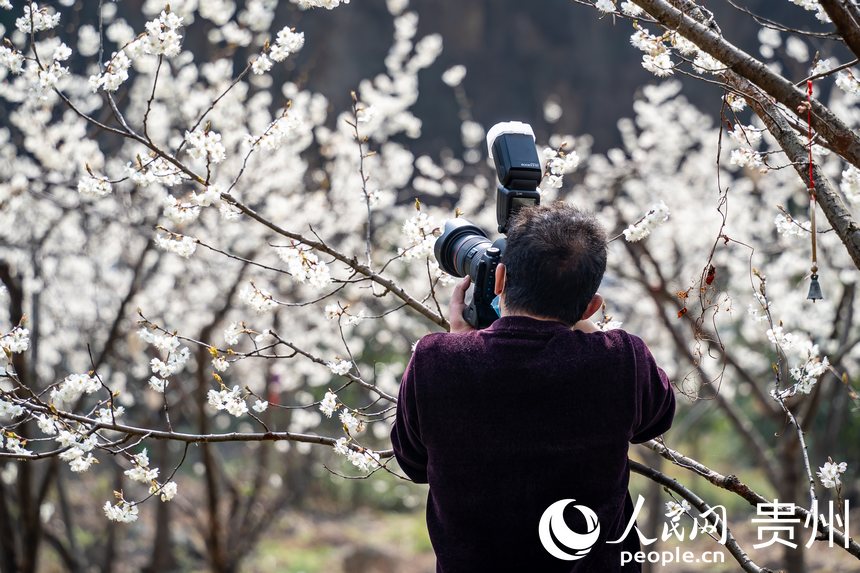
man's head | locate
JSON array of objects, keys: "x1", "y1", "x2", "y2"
[{"x1": 496, "y1": 202, "x2": 607, "y2": 326}]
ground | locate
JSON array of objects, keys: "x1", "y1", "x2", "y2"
[{"x1": 240, "y1": 506, "x2": 859, "y2": 573}]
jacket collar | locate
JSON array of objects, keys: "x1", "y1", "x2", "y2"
[{"x1": 484, "y1": 315, "x2": 573, "y2": 333}]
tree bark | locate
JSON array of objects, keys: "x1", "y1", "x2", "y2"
[
  {"x1": 778, "y1": 434, "x2": 805, "y2": 573},
  {"x1": 143, "y1": 440, "x2": 178, "y2": 573},
  {"x1": 0, "y1": 478, "x2": 18, "y2": 573},
  {"x1": 101, "y1": 464, "x2": 123, "y2": 573},
  {"x1": 631, "y1": 0, "x2": 860, "y2": 171},
  {"x1": 819, "y1": 0, "x2": 860, "y2": 61},
  {"x1": 196, "y1": 343, "x2": 228, "y2": 573},
  {"x1": 628, "y1": 0, "x2": 860, "y2": 269}
]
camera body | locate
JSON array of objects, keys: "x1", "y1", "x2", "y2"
[{"x1": 434, "y1": 121, "x2": 542, "y2": 328}]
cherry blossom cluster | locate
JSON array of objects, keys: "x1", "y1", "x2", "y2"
[
  {"x1": 788, "y1": 0, "x2": 831, "y2": 23},
  {"x1": 184, "y1": 129, "x2": 228, "y2": 164},
  {"x1": 765, "y1": 325, "x2": 830, "y2": 395},
  {"x1": 255, "y1": 26, "x2": 304, "y2": 73},
  {"x1": 0, "y1": 0, "x2": 522, "y2": 531},
  {"x1": 665, "y1": 499, "x2": 691, "y2": 522},
  {"x1": 103, "y1": 497, "x2": 139, "y2": 523},
  {"x1": 14, "y1": 3, "x2": 61, "y2": 33},
  {"x1": 592, "y1": 4, "x2": 732, "y2": 80},
  {"x1": 333, "y1": 438, "x2": 381, "y2": 471},
  {"x1": 326, "y1": 359, "x2": 353, "y2": 376},
  {"x1": 541, "y1": 146, "x2": 580, "y2": 190},
  {"x1": 57, "y1": 431, "x2": 98, "y2": 473},
  {"x1": 139, "y1": 328, "x2": 191, "y2": 392},
  {"x1": 89, "y1": 10, "x2": 184, "y2": 94},
  {"x1": 77, "y1": 174, "x2": 113, "y2": 198},
  {"x1": 622, "y1": 201, "x2": 670, "y2": 242},
  {"x1": 143, "y1": 10, "x2": 184, "y2": 57},
  {"x1": 398, "y1": 209, "x2": 439, "y2": 259},
  {"x1": 774, "y1": 214, "x2": 811, "y2": 238},
  {"x1": 276, "y1": 243, "x2": 332, "y2": 288},
  {"x1": 0, "y1": 326, "x2": 29, "y2": 355},
  {"x1": 128, "y1": 157, "x2": 189, "y2": 188},
  {"x1": 223, "y1": 321, "x2": 247, "y2": 346},
  {"x1": 208, "y1": 385, "x2": 250, "y2": 417},
  {"x1": 0, "y1": 398, "x2": 24, "y2": 418},
  {"x1": 319, "y1": 390, "x2": 339, "y2": 417},
  {"x1": 0, "y1": 45, "x2": 24, "y2": 74},
  {"x1": 241, "y1": 282, "x2": 279, "y2": 313},
  {"x1": 155, "y1": 231, "x2": 198, "y2": 258},
  {"x1": 50, "y1": 373, "x2": 101, "y2": 405},
  {"x1": 817, "y1": 459, "x2": 848, "y2": 489},
  {"x1": 840, "y1": 165, "x2": 860, "y2": 203},
  {"x1": 727, "y1": 123, "x2": 764, "y2": 170},
  {"x1": 293, "y1": 0, "x2": 351, "y2": 9},
  {"x1": 315, "y1": 391, "x2": 380, "y2": 471}
]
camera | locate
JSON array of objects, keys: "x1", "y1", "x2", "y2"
[{"x1": 434, "y1": 121, "x2": 542, "y2": 328}]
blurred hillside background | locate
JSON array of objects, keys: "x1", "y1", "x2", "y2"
[
  {"x1": 2, "y1": 0, "x2": 830, "y2": 152},
  {"x1": 284, "y1": 0, "x2": 828, "y2": 150}
]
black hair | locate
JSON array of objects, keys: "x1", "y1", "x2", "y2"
[{"x1": 502, "y1": 202, "x2": 607, "y2": 325}]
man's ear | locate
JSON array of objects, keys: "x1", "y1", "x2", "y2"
[
  {"x1": 494, "y1": 263, "x2": 506, "y2": 296},
  {"x1": 581, "y1": 293, "x2": 604, "y2": 321}
]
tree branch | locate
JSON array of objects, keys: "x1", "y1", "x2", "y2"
[
  {"x1": 631, "y1": 0, "x2": 860, "y2": 171},
  {"x1": 818, "y1": 0, "x2": 860, "y2": 61},
  {"x1": 629, "y1": 460, "x2": 775, "y2": 573},
  {"x1": 220, "y1": 193, "x2": 448, "y2": 329},
  {"x1": 641, "y1": 440, "x2": 860, "y2": 559}
]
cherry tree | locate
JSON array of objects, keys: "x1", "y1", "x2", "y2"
[
  {"x1": 573, "y1": 1, "x2": 860, "y2": 571},
  {"x1": 0, "y1": 0, "x2": 858, "y2": 572},
  {"x1": 1, "y1": 0, "x2": 448, "y2": 569}
]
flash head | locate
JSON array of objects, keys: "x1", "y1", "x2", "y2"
[
  {"x1": 486, "y1": 121, "x2": 542, "y2": 190},
  {"x1": 487, "y1": 121, "x2": 542, "y2": 233}
]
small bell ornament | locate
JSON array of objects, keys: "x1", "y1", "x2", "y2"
[
  {"x1": 807, "y1": 271, "x2": 823, "y2": 301},
  {"x1": 806, "y1": 195, "x2": 823, "y2": 302}
]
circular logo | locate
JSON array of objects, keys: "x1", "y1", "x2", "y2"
[{"x1": 538, "y1": 499, "x2": 601, "y2": 561}]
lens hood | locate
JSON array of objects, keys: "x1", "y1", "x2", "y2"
[{"x1": 433, "y1": 218, "x2": 489, "y2": 277}]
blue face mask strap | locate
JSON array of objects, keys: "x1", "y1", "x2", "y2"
[{"x1": 490, "y1": 295, "x2": 502, "y2": 318}]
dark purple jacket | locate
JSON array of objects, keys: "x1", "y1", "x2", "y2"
[{"x1": 391, "y1": 315, "x2": 675, "y2": 572}]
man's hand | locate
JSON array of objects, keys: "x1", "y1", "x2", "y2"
[
  {"x1": 448, "y1": 276, "x2": 475, "y2": 333},
  {"x1": 573, "y1": 320, "x2": 600, "y2": 333}
]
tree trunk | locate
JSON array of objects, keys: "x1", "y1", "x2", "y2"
[
  {"x1": 144, "y1": 440, "x2": 178, "y2": 573},
  {"x1": 18, "y1": 460, "x2": 42, "y2": 573},
  {"x1": 778, "y1": 435, "x2": 805, "y2": 573},
  {"x1": 0, "y1": 477, "x2": 19, "y2": 573},
  {"x1": 197, "y1": 344, "x2": 228, "y2": 573},
  {"x1": 101, "y1": 464, "x2": 123, "y2": 573}
]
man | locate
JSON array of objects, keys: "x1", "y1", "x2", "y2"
[{"x1": 391, "y1": 202, "x2": 675, "y2": 572}]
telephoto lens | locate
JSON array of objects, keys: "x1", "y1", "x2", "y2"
[{"x1": 433, "y1": 218, "x2": 492, "y2": 279}]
